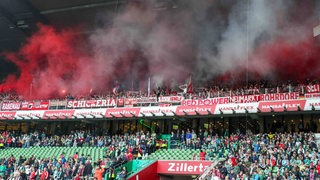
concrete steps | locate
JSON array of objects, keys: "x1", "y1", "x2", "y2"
[{"x1": 314, "y1": 133, "x2": 320, "y2": 146}]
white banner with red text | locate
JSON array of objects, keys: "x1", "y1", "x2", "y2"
[{"x1": 66, "y1": 99, "x2": 119, "y2": 108}]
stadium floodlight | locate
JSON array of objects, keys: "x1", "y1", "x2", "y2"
[
  {"x1": 312, "y1": 105, "x2": 315, "y2": 111},
  {"x1": 283, "y1": 106, "x2": 287, "y2": 112},
  {"x1": 207, "y1": 110, "x2": 212, "y2": 115},
  {"x1": 182, "y1": 111, "x2": 188, "y2": 116},
  {"x1": 150, "y1": 112, "x2": 156, "y2": 116},
  {"x1": 119, "y1": 113, "x2": 125, "y2": 118},
  {"x1": 130, "y1": 112, "x2": 136, "y2": 117},
  {"x1": 195, "y1": 110, "x2": 200, "y2": 115},
  {"x1": 219, "y1": 109, "x2": 223, "y2": 114},
  {"x1": 161, "y1": 111, "x2": 166, "y2": 116},
  {"x1": 109, "y1": 113, "x2": 115, "y2": 118},
  {"x1": 270, "y1": 107, "x2": 274, "y2": 112},
  {"x1": 140, "y1": 112, "x2": 145, "y2": 117}
]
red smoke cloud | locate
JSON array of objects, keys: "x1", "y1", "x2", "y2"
[
  {"x1": 250, "y1": 36, "x2": 320, "y2": 81},
  {"x1": 1, "y1": 25, "x2": 90, "y2": 99}
]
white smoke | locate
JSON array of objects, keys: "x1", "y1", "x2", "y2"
[{"x1": 88, "y1": 0, "x2": 314, "y2": 89}]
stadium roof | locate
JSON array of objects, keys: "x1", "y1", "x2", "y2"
[{"x1": 0, "y1": 0, "x2": 130, "y2": 51}]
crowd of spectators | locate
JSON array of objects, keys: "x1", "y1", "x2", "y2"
[
  {"x1": 0, "y1": 79, "x2": 318, "y2": 102},
  {"x1": 170, "y1": 129, "x2": 320, "y2": 180},
  {"x1": 0, "y1": 127, "x2": 319, "y2": 179},
  {"x1": 0, "y1": 130, "x2": 158, "y2": 179}
]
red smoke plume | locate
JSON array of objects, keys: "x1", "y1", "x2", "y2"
[{"x1": 250, "y1": 36, "x2": 320, "y2": 82}]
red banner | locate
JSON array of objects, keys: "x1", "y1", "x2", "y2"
[
  {"x1": 67, "y1": 99, "x2": 117, "y2": 108},
  {"x1": 125, "y1": 98, "x2": 138, "y2": 106},
  {"x1": 182, "y1": 97, "x2": 229, "y2": 106},
  {"x1": 0, "y1": 112, "x2": 16, "y2": 120},
  {"x1": 306, "y1": 84, "x2": 320, "y2": 93},
  {"x1": 117, "y1": 98, "x2": 125, "y2": 107},
  {"x1": 43, "y1": 110, "x2": 75, "y2": 119},
  {"x1": 229, "y1": 95, "x2": 260, "y2": 103},
  {"x1": 20, "y1": 101, "x2": 49, "y2": 110},
  {"x1": 258, "y1": 100, "x2": 306, "y2": 112},
  {"x1": 105, "y1": 108, "x2": 141, "y2": 118},
  {"x1": 1, "y1": 102, "x2": 21, "y2": 111},
  {"x1": 157, "y1": 161, "x2": 212, "y2": 175},
  {"x1": 176, "y1": 105, "x2": 216, "y2": 116}
]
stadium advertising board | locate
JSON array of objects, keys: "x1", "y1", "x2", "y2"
[
  {"x1": 43, "y1": 110, "x2": 75, "y2": 119},
  {"x1": 258, "y1": 100, "x2": 306, "y2": 112},
  {"x1": 304, "y1": 99, "x2": 320, "y2": 111},
  {"x1": 182, "y1": 97, "x2": 229, "y2": 106},
  {"x1": 176, "y1": 105, "x2": 216, "y2": 115},
  {"x1": 73, "y1": 109, "x2": 107, "y2": 118},
  {"x1": 105, "y1": 108, "x2": 140, "y2": 118},
  {"x1": 1, "y1": 102, "x2": 21, "y2": 111},
  {"x1": 157, "y1": 160, "x2": 212, "y2": 175},
  {"x1": 215, "y1": 103, "x2": 258, "y2": 114},
  {"x1": 139, "y1": 106, "x2": 177, "y2": 116},
  {"x1": 306, "y1": 84, "x2": 320, "y2": 93},
  {"x1": 67, "y1": 99, "x2": 117, "y2": 108},
  {"x1": 15, "y1": 111, "x2": 45, "y2": 119},
  {"x1": 20, "y1": 101, "x2": 49, "y2": 110},
  {"x1": 0, "y1": 111, "x2": 16, "y2": 120}
]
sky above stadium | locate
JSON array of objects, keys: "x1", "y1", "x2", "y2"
[{"x1": 0, "y1": 0, "x2": 320, "y2": 99}]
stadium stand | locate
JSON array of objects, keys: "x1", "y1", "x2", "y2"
[{"x1": 0, "y1": 81, "x2": 320, "y2": 179}]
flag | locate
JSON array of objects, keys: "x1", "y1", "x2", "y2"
[
  {"x1": 147, "y1": 77, "x2": 151, "y2": 97},
  {"x1": 113, "y1": 81, "x2": 119, "y2": 95},
  {"x1": 187, "y1": 76, "x2": 193, "y2": 94}
]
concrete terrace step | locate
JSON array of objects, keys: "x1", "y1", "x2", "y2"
[{"x1": 314, "y1": 133, "x2": 320, "y2": 146}]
